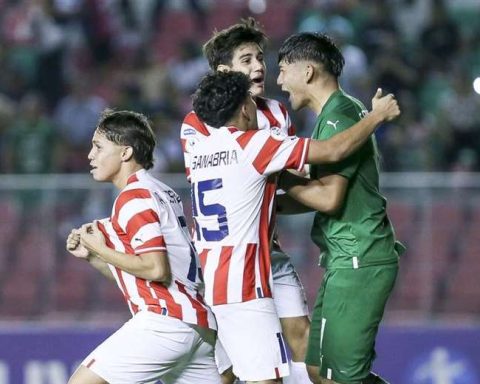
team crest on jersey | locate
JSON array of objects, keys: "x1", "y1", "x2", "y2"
[{"x1": 270, "y1": 126, "x2": 287, "y2": 141}]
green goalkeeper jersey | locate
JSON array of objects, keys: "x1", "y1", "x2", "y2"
[{"x1": 310, "y1": 89, "x2": 405, "y2": 270}]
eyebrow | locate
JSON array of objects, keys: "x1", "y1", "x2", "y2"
[{"x1": 239, "y1": 53, "x2": 253, "y2": 60}]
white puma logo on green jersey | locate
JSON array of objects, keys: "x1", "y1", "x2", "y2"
[{"x1": 326, "y1": 120, "x2": 340, "y2": 130}]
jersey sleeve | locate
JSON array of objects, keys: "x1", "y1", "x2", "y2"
[
  {"x1": 312, "y1": 113, "x2": 363, "y2": 179},
  {"x1": 180, "y1": 111, "x2": 210, "y2": 182},
  {"x1": 237, "y1": 129, "x2": 310, "y2": 176},
  {"x1": 112, "y1": 188, "x2": 167, "y2": 254}
]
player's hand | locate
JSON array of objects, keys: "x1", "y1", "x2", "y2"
[
  {"x1": 371, "y1": 88, "x2": 400, "y2": 122},
  {"x1": 79, "y1": 221, "x2": 106, "y2": 255},
  {"x1": 66, "y1": 229, "x2": 90, "y2": 259}
]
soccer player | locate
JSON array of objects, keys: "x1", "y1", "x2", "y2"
[
  {"x1": 180, "y1": 17, "x2": 311, "y2": 383},
  {"x1": 276, "y1": 32, "x2": 406, "y2": 384},
  {"x1": 189, "y1": 70, "x2": 399, "y2": 384},
  {"x1": 65, "y1": 110, "x2": 221, "y2": 384}
]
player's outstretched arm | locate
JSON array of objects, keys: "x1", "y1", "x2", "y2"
[{"x1": 307, "y1": 88, "x2": 400, "y2": 164}]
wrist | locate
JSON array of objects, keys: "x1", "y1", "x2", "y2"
[{"x1": 367, "y1": 110, "x2": 384, "y2": 126}]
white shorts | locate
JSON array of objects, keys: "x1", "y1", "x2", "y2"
[
  {"x1": 271, "y1": 249, "x2": 309, "y2": 318},
  {"x1": 212, "y1": 298, "x2": 290, "y2": 382},
  {"x1": 81, "y1": 311, "x2": 221, "y2": 384}
]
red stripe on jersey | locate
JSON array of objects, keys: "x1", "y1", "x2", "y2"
[
  {"x1": 115, "y1": 266, "x2": 139, "y2": 313},
  {"x1": 184, "y1": 112, "x2": 210, "y2": 136},
  {"x1": 277, "y1": 103, "x2": 296, "y2": 135},
  {"x1": 150, "y1": 280, "x2": 183, "y2": 318},
  {"x1": 180, "y1": 138, "x2": 187, "y2": 151},
  {"x1": 252, "y1": 136, "x2": 283, "y2": 174},
  {"x1": 113, "y1": 189, "x2": 151, "y2": 223},
  {"x1": 185, "y1": 167, "x2": 190, "y2": 178},
  {"x1": 198, "y1": 249, "x2": 210, "y2": 271},
  {"x1": 242, "y1": 243, "x2": 257, "y2": 301},
  {"x1": 236, "y1": 130, "x2": 257, "y2": 149},
  {"x1": 176, "y1": 281, "x2": 209, "y2": 328},
  {"x1": 257, "y1": 98, "x2": 280, "y2": 128},
  {"x1": 110, "y1": 219, "x2": 143, "y2": 314},
  {"x1": 135, "y1": 236, "x2": 166, "y2": 252},
  {"x1": 97, "y1": 221, "x2": 113, "y2": 247},
  {"x1": 213, "y1": 246, "x2": 233, "y2": 305},
  {"x1": 258, "y1": 177, "x2": 276, "y2": 298},
  {"x1": 127, "y1": 173, "x2": 139, "y2": 184},
  {"x1": 86, "y1": 359, "x2": 96, "y2": 369},
  {"x1": 284, "y1": 138, "x2": 308, "y2": 170},
  {"x1": 125, "y1": 209, "x2": 160, "y2": 241},
  {"x1": 98, "y1": 221, "x2": 138, "y2": 313},
  {"x1": 275, "y1": 367, "x2": 280, "y2": 379}
]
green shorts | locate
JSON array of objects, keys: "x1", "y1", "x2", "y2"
[{"x1": 305, "y1": 264, "x2": 398, "y2": 383}]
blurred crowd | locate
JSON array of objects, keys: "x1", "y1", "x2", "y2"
[{"x1": 0, "y1": 0, "x2": 479, "y2": 175}]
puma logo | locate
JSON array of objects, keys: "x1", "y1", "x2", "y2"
[{"x1": 326, "y1": 120, "x2": 340, "y2": 130}]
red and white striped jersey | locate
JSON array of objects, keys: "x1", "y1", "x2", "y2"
[
  {"x1": 188, "y1": 126, "x2": 310, "y2": 306},
  {"x1": 180, "y1": 97, "x2": 295, "y2": 181},
  {"x1": 98, "y1": 169, "x2": 217, "y2": 330}
]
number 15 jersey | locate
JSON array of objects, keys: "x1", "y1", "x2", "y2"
[{"x1": 188, "y1": 126, "x2": 310, "y2": 306}]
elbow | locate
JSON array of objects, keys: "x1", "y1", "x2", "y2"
[
  {"x1": 148, "y1": 265, "x2": 171, "y2": 283},
  {"x1": 314, "y1": 197, "x2": 343, "y2": 215},
  {"x1": 323, "y1": 204, "x2": 341, "y2": 216}
]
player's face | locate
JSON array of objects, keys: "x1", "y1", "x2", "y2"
[
  {"x1": 277, "y1": 60, "x2": 308, "y2": 111},
  {"x1": 88, "y1": 130, "x2": 125, "y2": 183},
  {"x1": 228, "y1": 42, "x2": 266, "y2": 97}
]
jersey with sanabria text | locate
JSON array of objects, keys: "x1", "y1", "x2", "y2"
[{"x1": 187, "y1": 124, "x2": 309, "y2": 306}]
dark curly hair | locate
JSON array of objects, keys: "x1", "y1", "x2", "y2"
[
  {"x1": 203, "y1": 17, "x2": 267, "y2": 70},
  {"x1": 96, "y1": 109, "x2": 156, "y2": 170},
  {"x1": 192, "y1": 71, "x2": 251, "y2": 128},
  {"x1": 278, "y1": 32, "x2": 345, "y2": 78}
]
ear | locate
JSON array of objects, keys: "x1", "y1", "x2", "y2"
[
  {"x1": 240, "y1": 102, "x2": 250, "y2": 121},
  {"x1": 121, "y1": 146, "x2": 134, "y2": 162},
  {"x1": 305, "y1": 64, "x2": 315, "y2": 83},
  {"x1": 217, "y1": 64, "x2": 231, "y2": 73}
]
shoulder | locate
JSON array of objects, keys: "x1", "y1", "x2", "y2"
[
  {"x1": 332, "y1": 92, "x2": 367, "y2": 117},
  {"x1": 181, "y1": 111, "x2": 211, "y2": 137}
]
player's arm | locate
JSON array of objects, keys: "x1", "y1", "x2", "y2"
[
  {"x1": 66, "y1": 229, "x2": 115, "y2": 281},
  {"x1": 307, "y1": 89, "x2": 399, "y2": 164},
  {"x1": 78, "y1": 222, "x2": 172, "y2": 284},
  {"x1": 276, "y1": 192, "x2": 314, "y2": 215},
  {"x1": 277, "y1": 172, "x2": 347, "y2": 215}
]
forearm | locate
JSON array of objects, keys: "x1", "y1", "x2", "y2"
[
  {"x1": 276, "y1": 193, "x2": 314, "y2": 215},
  {"x1": 309, "y1": 111, "x2": 382, "y2": 164},
  {"x1": 279, "y1": 171, "x2": 344, "y2": 214},
  {"x1": 93, "y1": 245, "x2": 170, "y2": 282}
]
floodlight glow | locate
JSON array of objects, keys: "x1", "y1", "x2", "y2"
[
  {"x1": 473, "y1": 77, "x2": 480, "y2": 95},
  {"x1": 248, "y1": 0, "x2": 267, "y2": 14}
]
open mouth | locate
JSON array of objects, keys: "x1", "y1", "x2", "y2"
[{"x1": 251, "y1": 76, "x2": 264, "y2": 85}]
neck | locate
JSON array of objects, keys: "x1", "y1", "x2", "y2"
[
  {"x1": 112, "y1": 164, "x2": 143, "y2": 190},
  {"x1": 226, "y1": 117, "x2": 249, "y2": 132},
  {"x1": 308, "y1": 77, "x2": 339, "y2": 115}
]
